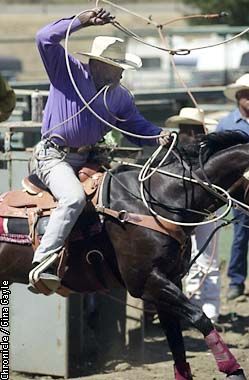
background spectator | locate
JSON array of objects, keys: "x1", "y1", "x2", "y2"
[
  {"x1": 165, "y1": 107, "x2": 220, "y2": 322},
  {"x1": 0, "y1": 72, "x2": 16, "y2": 122},
  {"x1": 216, "y1": 74, "x2": 249, "y2": 300}
]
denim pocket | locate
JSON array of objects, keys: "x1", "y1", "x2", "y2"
[{"x1": 32, "y1": 142, "x2": 66, "y2": 183}]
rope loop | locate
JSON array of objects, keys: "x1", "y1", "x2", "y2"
[{"x1": 174, "y1": 49, "x2": 191, "y2": 56}]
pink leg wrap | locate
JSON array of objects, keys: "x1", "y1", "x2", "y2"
[
  {"x1": 174, "y1": 362, "x2": 193, "y2": 380},
  {"x1": 205, "y1": 329, "x2": 240, "y2": 374}
]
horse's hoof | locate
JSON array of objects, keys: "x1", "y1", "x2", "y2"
[{"x1": 226, "y1": 369, "x2": 247, "y2": 380}]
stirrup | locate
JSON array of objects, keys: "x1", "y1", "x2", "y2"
[{"x1": 29, "y1": 253, "x2": 60, "y2": 295}]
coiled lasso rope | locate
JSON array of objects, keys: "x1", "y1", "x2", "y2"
[
  {"x1": 62, "y1": 8, "x2": 249, "y2": 228},
  {"x1": 64, "y1": 10, "x2": 168, "y2": 141}
]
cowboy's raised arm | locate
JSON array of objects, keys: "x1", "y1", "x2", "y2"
[
  {"x1": 78, "y1": 8, "x2": 115, "y2": 26},
  {"x1": 36, "y1": 8, "x2": 114, "y2": 80}
]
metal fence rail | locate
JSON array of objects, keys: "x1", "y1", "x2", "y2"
[{"x1": 9, "y1": 84, "x2": 232, "y2": 126}]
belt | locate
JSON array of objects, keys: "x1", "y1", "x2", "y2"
[
  {"x1": 67, "y1": 147, "x2": 79, "y2": 153},
  {"x1": 66, "y1": 146, "x2": 93, "y2": 154},
  {"x1": 43, "y1": 139, "x2": 92, "y2": 154}
]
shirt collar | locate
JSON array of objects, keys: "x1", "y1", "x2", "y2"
[{"x1": 234, "y1": 108, "x2": 245, "y2": 123}]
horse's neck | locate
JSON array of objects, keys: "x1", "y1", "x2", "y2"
[
  {"x1": 202, "y1": 145, "x2": 249, "y2": 189},
  {"x1": 189, "y1": 145, "x2": 249, "y2": 214}
]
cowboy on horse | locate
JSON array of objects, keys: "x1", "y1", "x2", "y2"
[{"x1": 28, "y1": 7, "x2": 170, "y2": 293}]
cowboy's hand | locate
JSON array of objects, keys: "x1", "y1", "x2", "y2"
[
  {"x1": 158, "y1": 130, "x2": 171, "y2": 146},
  {"x1": 79, "y1": 8, "x2": 115, "y2": 27}
]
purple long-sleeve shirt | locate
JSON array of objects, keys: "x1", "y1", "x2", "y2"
[{"x1": 36, "y1": 17, "x2": 162, "y2": 147}]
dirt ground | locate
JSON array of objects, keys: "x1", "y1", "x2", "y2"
[{"x1": 11, "y1": 267, "x2": 249, "y2": 380}]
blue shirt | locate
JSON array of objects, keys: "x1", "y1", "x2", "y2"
[
  {"x1": 216, "y1": 108, "x2": 249, "y2": 135},
  {"x1": 36, "y1": 17, "x2": 162, "y2": 147}
]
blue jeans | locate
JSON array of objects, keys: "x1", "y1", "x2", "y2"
[
  {"x1": 31, "y1": 140, "x2": 88, "y2": 263},
  {"x1": 228, "y1": 208, "x2": 249, "y2": 288}
]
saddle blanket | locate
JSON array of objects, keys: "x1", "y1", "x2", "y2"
[
  {"x1": 0, "y1": 217, "x2": 32, "y2": 245},
  {"x1": 0, "y1": 215, "x2": 102, "y2": 245},
  {"x1": 0, "y1": 217, "x2": 31, "y2": 244}
]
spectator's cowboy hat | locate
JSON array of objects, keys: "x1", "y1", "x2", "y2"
[
  {"x1": 224, "y1": 74, "x2": 249, "y2": 101},
  {"x1": 76, "y1": 36, "x2": 142, "y2": 70},
  {"x1": 165, "y1": 107, "x2": 218, "y2": 132}
]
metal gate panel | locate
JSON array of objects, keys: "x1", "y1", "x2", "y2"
[
  {"x1": 0, "y1": 137, "x2": 71, "y2": 378},
  {"x1": 0, "y1": 151, "x2": 31, "y2": 191},
  {"x1": 10, "y1": 284, "x2": 68, "y2": 377}
]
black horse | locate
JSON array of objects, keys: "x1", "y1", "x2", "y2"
[{"x1": 0, "y1": 131, "x2": 249, "y2": 380}]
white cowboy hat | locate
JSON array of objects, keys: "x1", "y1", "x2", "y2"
[
  {"x1": 224, "y1": 74, "x2": 249, "y2": 102},
  {"x1": 76, "y1": 36, "x2": 142, "y2": 70},
  {"x1": 165, "y1": 107, "x2": 218, "y2": 130}
]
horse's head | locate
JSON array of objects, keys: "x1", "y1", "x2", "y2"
[
  {"x1": 177, "y1": 130, "x2": 249, "y2": 164},
  {"x1": 161, "y1": 130, "x2": 249, "y2": 219}
]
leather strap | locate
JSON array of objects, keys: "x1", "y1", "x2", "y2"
[
  {"x1": 27, "y1": 208, "x2": 42, "y2": 251},
  {"x1": 33, "y1": 279, "x2": 53, "y2": 296},
  {"x1": 0, "y1": 202, "x2": 52, "y2": 218},
  {"x1": 57, "y1": 246, "x2": 68, "y2": 279},
  {"x1": 56, "y1": 285, "x2": 72, "y2": 297},
  {"x1": 95, "y1": 205, "x2": 186, "y2": 245}
]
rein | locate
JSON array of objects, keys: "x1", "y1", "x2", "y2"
[
  {"x1": 104, "y1": 163, "x2": 213, "y2": 219},
  {"x1": 181, "y1": 219, "x2": 233, "y2": 281},
  {"x1": 138, "y1": 147, "x2": 233, "y2": 227},
  {"x1": 171, "y1": 150, "x2": 229, "y2": 205},
  {"x1": 172, "y1": 149, "x2": 249, "y2": 217}
]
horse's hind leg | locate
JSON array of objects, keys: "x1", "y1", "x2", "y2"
[
  {"x1": 157, "y1": 310, "x2": 193, "y2": 380},
  {"x1": 143, "y1": 268, "x2": 247, "y2": 379}
]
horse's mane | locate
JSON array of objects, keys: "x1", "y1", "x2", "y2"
[{"x1": 175, "y1": 130, "x2": 249, "y2": 165}]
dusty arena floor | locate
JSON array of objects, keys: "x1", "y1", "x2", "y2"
[{"x1": 11, "y1": 268, "x2": 249, "y2": 380}]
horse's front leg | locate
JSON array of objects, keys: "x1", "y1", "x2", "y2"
[
  {"x1": 157, "y1": 309, "x2": 193, "y2": 380},
  {"x1": 143, "y1": 268, "x2": 247, "y2": 380}
]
